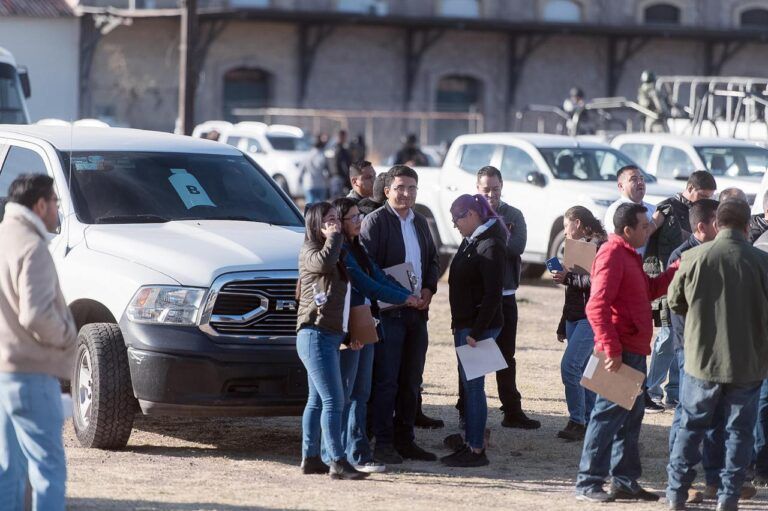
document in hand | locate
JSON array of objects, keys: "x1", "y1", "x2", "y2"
[
  {"x1": 378, "y1": 262, "x2": 417, "y2": 311},
  {"x1": 455, "y1": 338, "x2": 508, "y2": 381},
  {"x1": 564, "y1": 238, "x2": 597, "y2": 275},
  {"x1": 580, "y1": 351, "x2": 645, "y2": 410}
]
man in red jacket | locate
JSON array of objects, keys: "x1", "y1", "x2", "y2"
[{"x1": 575, "y1": 203, "x2": 680, "y2": 504}]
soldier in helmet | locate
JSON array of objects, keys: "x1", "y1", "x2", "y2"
[
  {"x1": 563, "y1": 87, "x2": 593, "y2": 135},
  {"x1": 637, "y1": 70, "x2": 672, "y2": 132}
]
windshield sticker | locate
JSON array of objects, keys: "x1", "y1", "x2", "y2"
[{"x1": 168, "y1": 169, "x2": 216, "y2": 209}]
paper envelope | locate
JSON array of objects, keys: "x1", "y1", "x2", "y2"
[
  {"x1": 378, "y1": 262, "x2": 417, "y2": 310},
  {"x1": 564, "y1": 238, "x2": 597, "y2": 275},
  {"x1": 580, "y1": 351, "x2": 645, "y2": 410}
]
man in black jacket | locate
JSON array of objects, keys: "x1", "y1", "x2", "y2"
[
  {"x1": 644, "y1": 170, "x2": 716, "y2": 411},
  {"x1": 360, "y1": 165, "x2": 440, "y2": 464},
  {"x1": 749, "y1": 190, "x2": 768, "y2": 243}
]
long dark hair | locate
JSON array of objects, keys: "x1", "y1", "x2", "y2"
[
  {"x1": 332, "y1": 197, "x2": 373, "y2": 276},
  {"x1": 304, "y1": 202, "x2": 335, "y2": 243},
  {"x1": 564, "y1": 205, "x2": 606, "y2": 239}
]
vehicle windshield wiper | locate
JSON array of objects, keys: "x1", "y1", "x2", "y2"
[{"x1": 94, "y1": 214, "x2": 171, "y2": 224}]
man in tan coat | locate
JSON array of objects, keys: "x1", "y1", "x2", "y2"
[{"x1": 0, "y1": 174, "x2": 77, "y2": 511}]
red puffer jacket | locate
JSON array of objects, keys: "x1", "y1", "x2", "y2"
[{"x1": 586, "y1": 234, "x2": 679, "y2": 358}]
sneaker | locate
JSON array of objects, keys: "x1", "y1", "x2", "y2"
[
  {"x1": 575, "y1": 490, "x2": 615, "y2": 503},
  {"x1": 609, "y1": 485, "x2": 660, "y2": 501},
  {"x1": 329, "y1": 459, "x2": 369, "y2": 480},
  {"x1": 440, "y1": 446, "x2": 489, "y2": 467},
  {"x1": 300, "y1": 456, "x2": 329, "y2": 475},
  {"x1": 443, "y1": 433, "x2": 465, "y2": 452},
  {"x1": 353, "y1": 460, "x2": 386, "y2": 473},
  {"x1": 557, "y1": 420, "x2": 586, "y2": 441},
  {"x1": 415, "y1": 410, "x2": 445, "y2": 429},
  {"x1": 501, "y1": 411, "x2": 541, "y2": 429},
  {"x1": 395, "y1": 441, "x2": 437, "y2": 461},
  {"x1": 373, "y1": 444, "x2": 403, "y2": 465},
  {"x1": 644, "y1": 393, "x2": 665, "y2": 413}
]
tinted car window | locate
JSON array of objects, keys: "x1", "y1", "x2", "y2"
[
  {"x1": 0, "y1": 146, "x2": 48, "y2": 196},
  {"x1": 537, "y1": 147, "x2": 647, "y2": 181},
  {"x1": 459, "y1": 144, "x2": 496, "y2": 172},
  {"x1": 499, "y1": 146, "x2": 537, "y2": 182}
]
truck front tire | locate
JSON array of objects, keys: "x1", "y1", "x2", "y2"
[{"x1": 72, "y1": 323, "x2": 137, "y2": 450}]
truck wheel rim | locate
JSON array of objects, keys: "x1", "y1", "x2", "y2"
[{"x1": 77, "y1": 350, "x2": 93, "y2": 427}]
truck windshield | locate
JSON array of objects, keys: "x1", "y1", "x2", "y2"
[
  {"x1": 538, "y1": 147, "x2": 655, "y2": 182},
  {"x1": 0, "y1": 63, "x2": 27, "y2": 124},
  {"x1": 266, "y1": 135, "x2": 310, "y2": 152},
  {"x1": 696, "y1": 146, "x2": 768, "y2": 177},
  {"x1": 60, "y1": 151, "x2": 304, "y2": 226}
]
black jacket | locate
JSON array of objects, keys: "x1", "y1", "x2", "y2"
[
  {"x1": 556, "y1": 238, "x2": 605, "y2": 337},
  {"x1": 496, "y1": 202, "x2": 526, "y2": 291},
  {"x1": 357, "y1": 198, "x2": 383, "y2": 216},
  {"x1": 749, "y1": 214, "x2": 768, "y2": 243},
  {"x1": 646, "y1": 193, "x2": 692, "y2": 271},
  {"x1": 359, "y1": 202, "x2": 439, "y2": 296},
  {"x1": 448, "y1": 220, "x2": 506, "y2": 339}
]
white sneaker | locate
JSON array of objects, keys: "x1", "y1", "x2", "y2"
[{"x1": 353, "y1": 461, "x2": 386, "y2": 473}]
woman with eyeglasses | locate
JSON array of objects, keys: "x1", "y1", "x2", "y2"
[
  {"x1": 297, "y1": 202, "x2": 367, "y2": 480},
  {"x1": 442, "y1": 194, "x2": 508, "y2": 467},
  {"x1": 329, "y1": 198, "x2": 421, "y2": 473}
]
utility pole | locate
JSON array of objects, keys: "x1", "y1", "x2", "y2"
[{"x1": 178, "y1": 0, "x2": 197, "y2": 135}]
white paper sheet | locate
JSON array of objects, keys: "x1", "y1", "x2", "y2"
[{"x1": 455, "y1": 338, "x2": 509, "y2": 381}]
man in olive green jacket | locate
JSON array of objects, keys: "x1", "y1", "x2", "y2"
[{"x1": 665, "y1": 200, "x2": 768, "y2": 511}]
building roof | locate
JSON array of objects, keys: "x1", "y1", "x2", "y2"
[
  {"x1": 0, "y1": 125, "x2": 241, "y2": 154},
  {"x1": 0, "y1": 0, "x2": 75, "y2": 17}
]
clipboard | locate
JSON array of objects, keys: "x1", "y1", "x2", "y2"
[
  {"x1": 378, "y1": 262, "x2": 418, "y2": 311},
  {"x1": 564, "y1": 238, "x2": 597, "y2": 275},
  {"x1": 580, "y1": 351, "x2": 645, "y2": 410}
]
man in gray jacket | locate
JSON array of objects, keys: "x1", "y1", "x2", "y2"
[{"x1": 0, "y1": 174, "x2": 77, "y2": 511}]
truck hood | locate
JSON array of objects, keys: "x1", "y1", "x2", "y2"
[{"x1": 84, "y1": 220, "x2": 303, "y2": 288}]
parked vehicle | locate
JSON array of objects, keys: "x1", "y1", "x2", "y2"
[
  {"x1": 0, "y1": 125, "x2": 307, "y2": 449},
  {"x1": 412, "y1": 133, "x2": 680, "y2": 278},
  {"x1": 0, "y1": 47, "x2": 30, "y2": 124},
  {"x1": 611, "y1": 133, "x2": 767, "y2": 205}
]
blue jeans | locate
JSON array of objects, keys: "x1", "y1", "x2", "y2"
[
  {"x1": 576, "y1": 352, "x2": 646, "y2": 495},
  {"x1": 0, "y1": 372, "x2": 67, "y2": 511},
  {"x1": 561, "y1": 319, "x2": 596, "y2": 425},
  {"x1": 296, "y1": 327, "x2": 346, "y2": 462},
  {"x1": 454, "y1": 328, "x2": 501, "y2": 450},
  {"x1": 304, "y1": 187, "x2": 327, "y2": 205},
  {"x1": 647, "y1": 326, "x2": 679, "y2": 403},
  {"x1": 668, "y1": 348, "x2": 724, "y2": 487},
  {"x1": 753, "y1": 379, "x2": 768, "y2": 477},
  {"x1": 666, "y1": 374, "x2": 761, "y2": 507},
  {"x1": 372, "y1": 308, "x2": 428, "y2": 447}
]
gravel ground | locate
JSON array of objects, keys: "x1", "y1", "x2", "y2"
[{"x1": 65, "y1": 278, "x2": 768, "y2": 510}]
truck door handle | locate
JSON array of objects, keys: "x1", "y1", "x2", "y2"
[{"x1": 447, "y1": 185, "x2": 458, "y2": 191}]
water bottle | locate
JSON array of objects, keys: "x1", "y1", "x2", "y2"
[{"x1": 312, "y1": 283, "x2": 327, "y2": 306}]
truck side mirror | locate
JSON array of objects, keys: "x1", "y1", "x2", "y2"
[
  {"x1": 526, "y1": 171, "x2": 546, "y2": 188},
  {"x1": 17, "y1": 66, "x2": 31, "y2": 98}
]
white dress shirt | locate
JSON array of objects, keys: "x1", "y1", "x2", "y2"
[
  {"x1": 603, "y1": 197, "x2": 656, "y2": 257},
  {"x1": 399, "y1": 209, "x2": 423, "y2": 292}
]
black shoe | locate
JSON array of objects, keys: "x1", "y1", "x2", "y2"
[
  {"x1": 329, "y1": 459, "x2": 369, "y2": 480},
  {"x1": 609, "y1": 485, "x2": 660, "y2": 501},
  {"x1": 667, "y1": 499, "x2": 687, "y2": 510},
  {"x1": 443, "y1": 433, "x2": 465, "y2": 452},
  {"x1": 440, "y1": 446, "x2": 489, "y2": 467},
  {"x1": 753, "y1": 474, "x2": 768, "y2": 487},
  {"x1": 300, "y1": 456, "x2": 330, "y2": 475},
  {"x1": 373, "y1": 444, "x2": 403, "y2": 465},
  {"x1": 556, "y1": 420, "x2": 586, "y2": 441},
  {"x1": 575, "y1": 490, "x2": 615, "y2": 503},
  {"x1": 415, "y1": 410, "x2": 445, "y2": 429},
  {"x1": 715, "y1": 502, "x2": 738, "y2": 511},
  {"x1": 644, "y1": 393, "x2": 665, "y2": 413},
  {"x1": 502, "y1": 411, "x2": 541, "y2": 429},
  {"x1": 395, "y1": 442, "x2": 438, "y2": 461}
]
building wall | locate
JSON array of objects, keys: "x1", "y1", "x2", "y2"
[{"x1": 0, "y1": 17, "x2": 79, "y2": 122}]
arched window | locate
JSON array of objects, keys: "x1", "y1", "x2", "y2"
[
  {"x1": 435, "y1": 75, "x2": 483, "y2": 143},
  {"x1": 439, "y1": 0, "x2": 480, "y2": 18},
  {"x1": 542, "y1": 0, "x2": 582, "y2": 22},
  {"x1": 643, "y1": 2, "x2": 681, "y2": 24},
  {"x1": 741, "y1": 8, "x2": 768, "y2": 29},
  {"x1": 223, "y1": 68, "x2": 271, "y2": 122}
]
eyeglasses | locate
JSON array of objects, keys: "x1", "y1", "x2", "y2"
[
  {"x1": 452, "y1": 210, "x2": 470, "y2": 225},
  {"x1": 343, "y1": 213, "x2": 364, "y2": 224}
]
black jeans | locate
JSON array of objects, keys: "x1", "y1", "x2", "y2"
[
  {"x1": 372, "y1": 307, "x2": 428, "y2": 447},
  {"x1": 456, "y1": 295, "x2": 521, "y2": 416}
]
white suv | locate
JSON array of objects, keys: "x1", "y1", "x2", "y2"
[
  {"x1": 0, "y1": 125, "x2": 307, "y2": 449},
  {"x1": 611, "y1": 133, "x2": 768, "y2": 206}
]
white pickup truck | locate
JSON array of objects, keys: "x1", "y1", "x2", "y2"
[
  {"x1": 0, "y1": 125, "x2": 307, "y2": 449},
  {"x1": 412, "y1": 133, "x2": 679, "y2": 277},
  {"x1": 0, "y1": 47, "x2": 31, "y2": 124}
]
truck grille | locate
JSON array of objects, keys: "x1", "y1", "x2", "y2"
[{"x1": 208, "y1": 278, "x2": 297, "y2": 337}]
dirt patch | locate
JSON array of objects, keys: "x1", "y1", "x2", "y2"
[{"x1": 65, "y1": 280, "x2": 768, "y2": 510}]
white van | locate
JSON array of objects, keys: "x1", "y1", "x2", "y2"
[{"x1": 0, "y1": 47, "x2": 30, "y2": 124}]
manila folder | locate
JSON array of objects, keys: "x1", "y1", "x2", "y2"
[
  {"x1": 378, "y1": 262, "x2": 415, "y2": 311},
  {"x1": 564, "y1": 238, "x2": 597, "y2": 275},
  {"x1": 580, "y1": 351, "x2": 645, "y2": 410}
]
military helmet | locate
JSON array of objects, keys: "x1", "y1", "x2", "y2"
[{"x1": 641, "y1": 70, "x2": 656, "y2": 83}]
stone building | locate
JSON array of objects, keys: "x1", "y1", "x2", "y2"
[{"x1": 78, "y1": 0, "x2": 768, "y2": 155}]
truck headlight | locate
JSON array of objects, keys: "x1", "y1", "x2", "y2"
[{"x1": 126, "y1": 286, "x2": 206, "y2": 326}]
